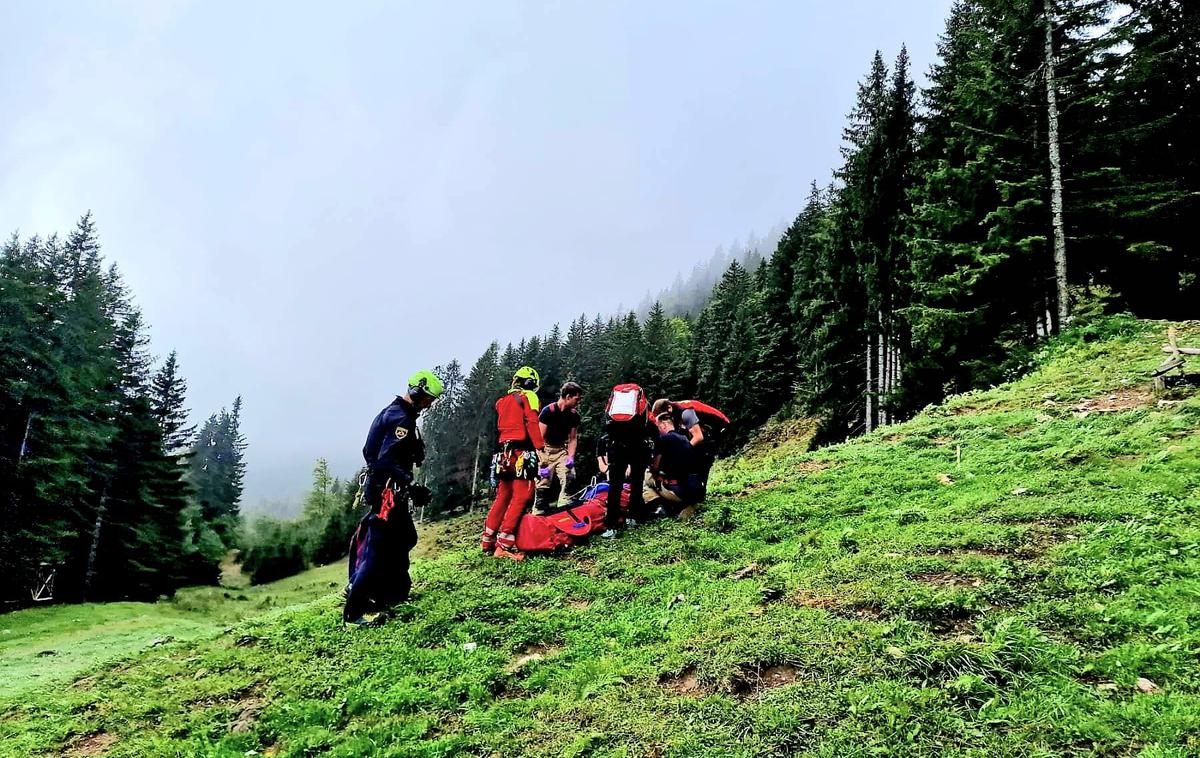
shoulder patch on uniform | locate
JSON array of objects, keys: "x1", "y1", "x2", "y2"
[{"x1": 395, "y1": 427, "x2": 409, "y2": 440}]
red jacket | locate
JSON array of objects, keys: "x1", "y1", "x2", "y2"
[{"x1": 496, "y1": 391, "x2": 545, "y2": 448}]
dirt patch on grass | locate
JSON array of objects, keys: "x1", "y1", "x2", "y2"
[
  {"x1": 660, "y1": 666, "x2": 710, "y2": 697},
  {"x1": 230, "y1": 697, "x2": 265, "y2": 733},
  {"x1": 741, "y1": 478, "x2": 782, "y2": 493},
  {"x1": 933, "y1": 618, "x2": 980, "y2": 643},
  {"x1": 921, "y1": 544, "x2": 1020, "y2": 558},
  {"x1": 1071, "y1": 387, "x2": 1153, "y2": 414},
  {"x1": 959, "y1": 546, "x2": 1019, "y2": 558},
  {"x1": 790, "y1": 591, "x2": 842, "y2": 610},
  {"x1": 788, "y1": 591, "x2": 887, "y2": 621},
  {"x1": 506, "y1": 644, "x2": 562, "y2": 674},
  {"x1": 1019, "y1": 524, "x2": 1077, "y2": 558},
  {"x1": 912, "y1": 572, "x2": 985, "y2": 589},
  {"x1": 757, "y1": 664, "x2": 800, "y2": 690},
  {"x1": 566, "y1": 599, "x2": 592, "y2": 611},
  {"x1": 796, "y1": 460, "x2": 834, "y2": 475},
  {"x1": 731, "y1": 663, "x2": 801, "y2": 697},
  {"x1": 68, "y1": 732, "x2": 118, "y2": 756}
]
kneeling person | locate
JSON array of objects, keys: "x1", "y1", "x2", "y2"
[{"x1": 643, "y1": 409, "x2": 703, "y2": 513}]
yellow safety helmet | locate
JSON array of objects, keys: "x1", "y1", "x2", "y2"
[
  {"x1": 407, "y1": 369, "x2": 444, "y2": 400},
  {"x1": 512, "y1": 366, "x2": 540, "y2": 391}
]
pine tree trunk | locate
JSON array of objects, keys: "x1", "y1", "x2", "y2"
[
  {"x1": 884, "y1": 312, "x2": 893, "y2": 426},
  {"x1": 18, "y1": 411, "x2": 33, "y2": 463},
  {"x1": 1044, "y1": 0, "x2": 1069, "y2": 329},
  {"x1": 878, "y1": 314, "x2": 887, "y2": 426},
  {"x1": 880, "y1": 335, "x2": 887, "y2": 428},
  {"x1": 865, "y1": 331, "x2": 874, "y2": 434},
  {"x1": 83, "y1": 488, "x2": 109, "y2": 602},
  {"x1": 469, "y1": 434, "x2": 482, "y2": 513}
]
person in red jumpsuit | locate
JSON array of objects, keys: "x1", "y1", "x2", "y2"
[{"x1": 480, "y1": 366, "x2": 546, "y2": 560}]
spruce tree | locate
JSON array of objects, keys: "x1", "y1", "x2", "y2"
[{"x1": 151, "y1": 351, "x2": 196, "y2": 453}]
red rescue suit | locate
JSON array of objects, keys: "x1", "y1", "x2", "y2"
[{"x1": 482, "y1": 390, "x2": 545, "y2": 551}]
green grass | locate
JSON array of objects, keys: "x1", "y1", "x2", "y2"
[
  {"x1": 2, "y1": 316, "x2": 1199, "y2": 757},
  {"x1": 0, "y1": 561, "x2": 348, "y2": 700}
]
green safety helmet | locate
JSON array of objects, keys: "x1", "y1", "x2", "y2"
[
  {"x1": 512, "y1": 365, "x2": 540, "y2": 391},
  {"x1": 407, "y1": 370, "x2": 445, "y2": 401}
]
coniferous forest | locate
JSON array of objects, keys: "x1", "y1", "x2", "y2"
[
  {"x1": 0, "y1": 215, "x2": 247, "y2": 605},
  {"x1": 420, "y1": 0, "x2": 1198, "y2": 513}
]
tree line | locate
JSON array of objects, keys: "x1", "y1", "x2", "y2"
[
  {"x1": 0, "y1": 215, "x2": 247, "y2": 605},
  {"x1": 420, "y1": 0, "x2": 1197, "y2": 514}
]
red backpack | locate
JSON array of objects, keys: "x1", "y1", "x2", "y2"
[
  {"x1": 604, "y1": 383, "x2": 648, "y2": 434},
  {"x1": 675, "y1": 400, "x2": 730, "y2": 431}
]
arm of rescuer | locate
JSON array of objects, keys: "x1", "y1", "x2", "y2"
[
  {"x1": 537, "y1": 401, "x2": 552, "y2": 446},
  {"x1": 680, "y1": 407, "x2": 704, "y2": 446},
  {"x1": 523, "y1": 394, "x2": 546, "y2": 451},
  {"x1": 649, "y1": 434, "x2": 664, "y2": 482}
]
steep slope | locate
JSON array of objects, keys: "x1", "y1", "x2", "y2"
[{"x1": 2, "y1": 317, "x2": 1198, "y2": 757}]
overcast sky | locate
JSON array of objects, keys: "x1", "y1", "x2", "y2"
[{"x1": 1, "y1": 0, "x2": 952, "y2": 510}]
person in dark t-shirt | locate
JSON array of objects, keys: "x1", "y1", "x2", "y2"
[
  {"x1": 643, "y1": 410, "x2": 702, "y2": 510},
  {"x1": 534, "y1": 382, "x2": 582, "y2": 512}
]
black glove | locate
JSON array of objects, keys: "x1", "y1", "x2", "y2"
[{"x1": 408, "y1": 485, "x2": 432, "y2": 508}]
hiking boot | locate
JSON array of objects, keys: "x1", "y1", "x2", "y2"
[
  {"x1": 345, "y1": 611, "x2": 384, "y2": 628},
  {"x1": 494, "y1": 545, "x2": 526, "y2": 562},
  {"x1": 599, "y1": 528, "x2": 619, "y2": 539},
  {"x1": 626, "y1": 518, "x2": 639, "y2": 528},
  {"x1": 481, "y1": 543, "x2": 496, "y2": 556}
]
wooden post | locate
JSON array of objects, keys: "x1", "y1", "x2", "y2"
[{"x1": 1044, "y1": 0, "x2": 1069, "y2": 328}]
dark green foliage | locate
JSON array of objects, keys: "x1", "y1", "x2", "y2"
[
  {"x1": 239, "y1": 518, "x2": 308, "y2": 586},
  {"x1": 239, "y1": 460, "x2": 363, "y2": 585},
  {"x1": 1070, "y1": 0, "x2": 1199, "y2": 316},
  {"x1": 0, "y1": 215, "x2": 236, "y2": 604},
  {"x1": 187, "y1": 397, "x2": 248, "y2": 547},
  {"x1": 150, "y1": 351, "x2": 195, "y2": 453}
]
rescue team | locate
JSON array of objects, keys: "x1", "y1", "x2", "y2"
[{"x1": 343, "y1": 367, "x2": 726, "y2": 626}]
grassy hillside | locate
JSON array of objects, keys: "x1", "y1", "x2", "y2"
[
  {"x1": 2, "y1": 317, "x2": 1198, "y2": 757},
  {"x1": 0, "y1": 519, "x2": 477, "y2": 703},
  {"x1": 0, "y1": 561, "x2": 349, "y2": 700}
]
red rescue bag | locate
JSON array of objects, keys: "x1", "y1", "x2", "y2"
[{"x1": 514, "y1": 487, "x2": 631, "y2": 553}]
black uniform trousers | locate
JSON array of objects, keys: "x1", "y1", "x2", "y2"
[{"x1": 605, "y1": 440, "x2": 650, "y2": 527}]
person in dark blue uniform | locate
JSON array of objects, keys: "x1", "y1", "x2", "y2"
[
  {"x1": 343, "y1": 370, "x2": 444, "y2": 626},
  {"x1": 642, "y1": 409, "x2": 703, "y2": 515}
]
